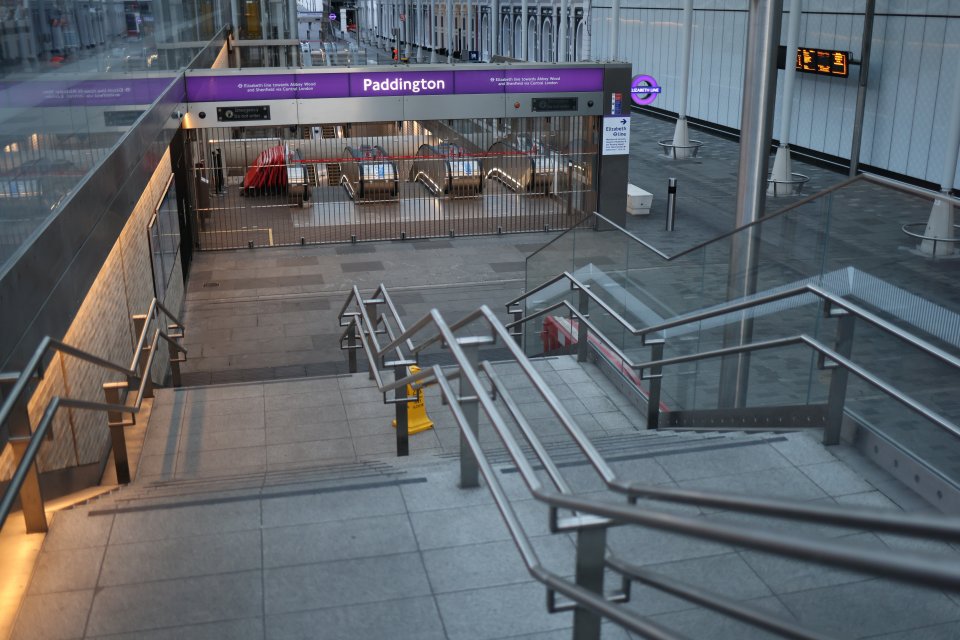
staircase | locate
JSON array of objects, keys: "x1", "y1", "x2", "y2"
[{"x1": 10, "y1": 352, "x2": 960, "y2": 639}]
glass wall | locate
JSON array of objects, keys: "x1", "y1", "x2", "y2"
[{"x1": 0, "y1": 0, "x2": 232, "y2": 270}]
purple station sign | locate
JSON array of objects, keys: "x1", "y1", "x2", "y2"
[
  {"x1": 185, "y1": 68, "x2": 604, "y2": 102},
  {"x1": 0, "y1": 77, "x2": 174, "y2": 108}
]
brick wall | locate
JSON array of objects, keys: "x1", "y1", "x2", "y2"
[{"x1": 0, "y1": 148, "x2": 185, "y2": 480}]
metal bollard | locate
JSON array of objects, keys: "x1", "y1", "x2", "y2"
[{"x1": 666, "y1": 177, "x2": 677, "y2": 231}]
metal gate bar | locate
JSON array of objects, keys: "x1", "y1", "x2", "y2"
[{"x1": 186, "y1": 116, "x2": 597, "y2": 250}]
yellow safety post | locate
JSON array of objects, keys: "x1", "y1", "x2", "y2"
[{"x1": 392, "y1": 365, "x2": 434, "y2": 434}]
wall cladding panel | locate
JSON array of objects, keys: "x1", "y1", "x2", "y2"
[{"x1": 601, "y1": 1, "x2": 960, "y2": 188}]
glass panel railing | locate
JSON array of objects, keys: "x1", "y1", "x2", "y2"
[{"x1": 520, "y1": 173, "x2": 960, "y2": 485}]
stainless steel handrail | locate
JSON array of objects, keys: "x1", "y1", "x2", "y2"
[
  {"x1": 340, "y1": 282, "x2": 960, "y2": 638},
  {"x1": 526, "y1": 172, "x2": 958, "y2": 267},
  {"x1": 506, "y1": 294, "x2": 960, "y2": 538},
  {"x1": 507, "y1": 275, "x2": 960, "y2": 372},
  {"x1": 0, "y1": 299, "x2": 187, "y2": 534}
]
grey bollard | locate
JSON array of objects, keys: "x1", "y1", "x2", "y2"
[{"x1": 666, "y1": 177, "x2": 677, "y2": 231}]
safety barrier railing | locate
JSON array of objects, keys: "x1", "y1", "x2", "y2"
[
  {"x1": 339, "y1": 284, "x2": 960, "y2": 640},
  {"x1": 506, "y1": 272, "x2": 960, "y2": 441},
  {"x1": 0, "y1": 299, "x2": 187, "y2": 534}
]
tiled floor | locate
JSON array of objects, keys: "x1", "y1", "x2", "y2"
[{"x1": 10, "y1": 355, "x2": 960, "y2": 639}]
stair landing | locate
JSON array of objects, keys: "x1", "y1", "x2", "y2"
[{"x1": 7, "y1": 357, "x2": 959, "y2": 639}]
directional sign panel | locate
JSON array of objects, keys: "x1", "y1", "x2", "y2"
[{"x1": 602, "y1": 116, "x2": 630, "y2": 155}]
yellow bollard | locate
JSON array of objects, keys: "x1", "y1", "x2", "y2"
[{"x1": 392, "y1": 365, "x2": 434, "y2": 434}]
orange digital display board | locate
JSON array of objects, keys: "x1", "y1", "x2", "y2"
[{"x1": 796, "y1": 48, "x2": 849, "y2": 77}]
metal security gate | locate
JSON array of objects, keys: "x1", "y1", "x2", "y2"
[{"x1": 186, "y1": 116, "x2": 597, "y2": 250}]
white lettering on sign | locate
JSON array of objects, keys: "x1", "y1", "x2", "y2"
[
  {"x1": 601, "y1": 116, "x2": 631, "y2": 155},
  {"x1": 361, "y1": 77, "x2": 446, "y2": 93}
]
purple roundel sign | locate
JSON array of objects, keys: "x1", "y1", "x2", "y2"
[
  {"x1": 329, "y1": 12, "x2": 337, "y2": 20},
  {"x1": 630, "y1": 75, "x2": 661, "y2": 106}
]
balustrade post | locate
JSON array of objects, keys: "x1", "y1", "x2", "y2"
[
  {"x1": 571, "y1": 526, "x2": 607, "y2": 640},
  {"x1": 824, "y1": 311, "x2": 855, "y2": 445},
  {"x1": 645, "y1": 338, "x2": 665, "y2": 429},
  {"x1": 8, "y1": 397, "x2": 47, "y2": 533},
  {"x1": 347, "y1": 322, "x2": 358, "y2": 373},
  {"x1": 576, "y1": 286, "x2": 590, "y2": 363},
  {"x1": 103, "y1": 382, "x2": 131, "y2": 484},
  {"x1": 394, "y1": 363, "x2": 410, "y2": 457},
  {"x1": 458, "y1": 341, "x2": 481, "y2": 488},
  {"x1": 364, "y1": 300, "x2": 379, "y2": 381},
  {"x1": 132, "y1": 314, "x2": 154, "y2": 399}
]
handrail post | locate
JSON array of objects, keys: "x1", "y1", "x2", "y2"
[
  {"x1": 511, "y1": 307, "x2": 524, "y2": 349},
  {"x1": 824, "y1": 311, "x2": 855, "y2": 445},
  {"x1": 132, "y1": 314, "x2": 154, "y2": 399},
  {"x1": 576, "y1": 286, "x2": 590, "y2": 363},
  {"x1": 8, "y1": 398, "x2": 47, "y2": 533},
  {"x1": 167, "y1": 339, "x2": 182, "y2": 387},
  {"x1": 644, "y1": 339, "x2": 665, "y2": 429},
  {"x1": 347, "y1": 322, "x2": 358, "y2": 373},
  {"x1": 364, "y1": 299, "x2": 379, "y2": 381},
  {"x1": 103, "y1": 382, "x2": 131, "y2": 484},
  {"x1": 572, "y1": 526, "x2": 607, "y2": 640},
  {"x1": 458, "y1": 340, "x2": 481, "y2": 488},
  {"x1": 393, "y1": 363, "x2": 410, "y2": 457}
]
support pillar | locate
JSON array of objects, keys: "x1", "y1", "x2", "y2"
[
  {"x1": 717, "y1": 0, "x2": 782, "y2": 409},
  {"x1": 920, "y1": 49, "x2": 960, "y2": 257},
  {"x1": 768, "y1": 0, "x2": 803, "y2": 195},
  {"x1": 671, "y1": 0, "x2": 694, "y2": 156}
]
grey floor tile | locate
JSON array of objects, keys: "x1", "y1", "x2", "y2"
[
  {"x1": 265, "y1": 420, "x2": 351, "y2": 444},
  {"x1": 27, "y1": 546, "x2": 104, "y2": 595},
  {"x1": 267, "y1": 404, "x2": 347, "y2": 426},
  {"x1": 266, "y1": 437, "x2": 356, "y2": 466},
  {"x1": 261, "y1": 484, "x2": 407, "y2": 529},
  {"x1": 778, "y1": 578, "x2": 960, "y2": 638},
  {"x1": 436, "y1": 581, "x2": 573, "y2": 640},
  {"x1": 265, "y1": 596, "x2": 446, "y2": 640},
  {"x1": 264, "y1": 552, "x2": 431, "y2": 615},
  {"x1": 400, "y1": 467, "x2": 496, "y2": 512},
  {"x1": 641, "y1": 552, "x2": 773, "y2": 601},
  {"x1": 655, "y1": 443, "x2": 793, "y2": 482},
  {"x1": 11, "y1": 589, "x2": 94, "y2": 640},
  {"x1": 86, "y1": 617, "x2": 264, "y2": 640},
  {"x1": 607, "y1": 525, "x2": 732, "y2": 566},
  {"x1": 675, "y1": 466, "x2": 829, "y2": 503},
  {"x1": 107, "y1": 499, "x2": 261, "y2": 545},
  {"x1": 263, "y1": 513, "x2": 416, "y2": 568},
  {"x1": 99, "y1": 529, "x2": 261, "y2": 586},
  {"x1": 263, "y1": 388, "x2": 344, "y2": 412},
  {"x1": 176, "y1": 445, "x2": 267, "y2": 476},
  {"x1": 423, "y1": 535, "x2": 576, "y2": 593},
  {"x1": 649, "y1": 596, "x2": 793, "y2": 640},
  {"x1": 42, "y1": 509, "x2": 114, "y2": 552},
  {"x1": 410, "y1": 503, "x2": 511, "y2": 550},
  {"x1": 798, "y1": 460, "x2": 876, "y2": 497},
  {"x1": 85, "y1": 571, "x2": 262, "y2": 637}
]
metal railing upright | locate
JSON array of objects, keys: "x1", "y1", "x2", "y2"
[
  {"x1": 0, "y1": 299, "x2": 187, "y2": 534},
  {"x1": 339, "y1": 283, "x2": 960, "y2": 640}
]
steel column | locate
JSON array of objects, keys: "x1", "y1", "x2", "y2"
[
  {"x1": 103, "y1": 382, "x2": 131, "y2": 484},
  {"x1": 849, "y1": 0, "x2": 875, "y2": 177},
  {"x1": 645, "y1": 339, "x2": 664, "y2": 429},
  {"x1": 577, "y1": 286, "x2": 590, "y2": 363},
  {"x1": 823, "y1": 312, "x2": 855, "y2": 446},
  {"x1": 394, "y1": 363, "x2": 410, "y2": 456},
  {"x1": 717, "y1": 0, "x2": 782, "y2": 408},
  {"x1": 571, "y1": 526, "x2": 607, "y2": 640},
  {"x1": 458, "y1": 342, "x2": 481, "y2": 488}
]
